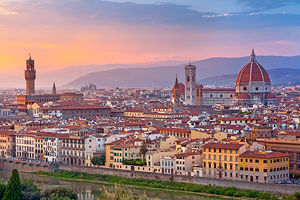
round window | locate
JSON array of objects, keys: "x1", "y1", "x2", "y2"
[
  {"x1": 243, "y1": 87, "x2": 247, "y2": 91},
  {"x1": 256, "y1": 87, "x2": 259, "y2": 91}
]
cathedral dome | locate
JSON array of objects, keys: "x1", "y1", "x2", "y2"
[{"x1": 236, "y1": 49, "x2": 270, "y2": 86}]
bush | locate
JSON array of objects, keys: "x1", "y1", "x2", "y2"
[
  {"x1": 91, "y1": 155, "x2": 106, "y2": 166},
  {"x1": 294, "y1": 192, "x2": 300, "y2": 200},
  {"x1": 21, "y1": 180, "x2": 41, "y2": 200},
  {"x1": 41, "y1": 187, "x2": 77, "y2": 200},
  {"x1": 122, "y1": 159, "x2": 146, "y2": 166}
]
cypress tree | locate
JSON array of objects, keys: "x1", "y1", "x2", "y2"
[{"x1": 2, "y1": 169, "x2": 23, "y2": 200}]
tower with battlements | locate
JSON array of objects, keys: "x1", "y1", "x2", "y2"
[{"x1": 25, "y1": 54, "x2": 36, "y2": 96}]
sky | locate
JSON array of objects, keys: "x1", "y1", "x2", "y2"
[{"x1": 1, "y1": 0, "x2": 300, "y2": 75}]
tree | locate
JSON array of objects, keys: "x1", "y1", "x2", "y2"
[
  {"x1": 91, "y1": 155, "x2": 106, "y2": 166},
  {"x1": 140, "y1": 144, "x2": 148, "y2": 161},
  {"x1": 41, "y1": 187, "x2": 77, "y2": 200},
  {"x1": 100, "y1": 185, "x2": 146, "y2": 200},
  {"x1": 2, "y1": 169, "x2": 23, "y2": 200},
  {"x1": 21, "y1": 180, "x2": 41, "y2": 200},
  {"x1": 0, "y1": 182, "x2": 6, "y2": 200}
]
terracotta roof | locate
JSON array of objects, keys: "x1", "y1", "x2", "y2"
[
  {"x1": 237, "y1": 93, "x2": 250, "y2": 100},
  {"x1": 202, "y1": 142, "x2": 243, "y2": 150},
  {"x1": 236, "y1": 50, "x2": 270, "y2": 84},
  {"x1": 239, "y1": 151, "x2": 289, "y2": 159}
]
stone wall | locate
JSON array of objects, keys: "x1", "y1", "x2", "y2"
[
  {"x1": 58, "y1": 165, "x2": 300, "y2": 195},
  {"x1": 1, "y1": 158, "x2": 298, "y2": 195},
  {"x1": 0, "y1": 159, "x2": 55, "y2": 173}
]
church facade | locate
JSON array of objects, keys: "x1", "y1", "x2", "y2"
[{"x1": 171, "y1": 49, "x2": 277, "y2": 107}]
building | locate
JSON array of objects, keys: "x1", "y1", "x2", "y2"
[
  {"x1": 60, "y1": 105, "x2": 111, "y2": 119},
  {"x1": 257, "y1": 139, "x2": 300, "y2": 175},
  {"x1": 43, "y1": 133, "x2": 62, "y2": 163},
  {"x1": 202, "y1": 143, "x2": 245, "y2": 180},
  {"x1": 25, "y1": 54, "x2": 36, "y2": 96},
  {"x1": 171, "y1": 49, "x2": 276, "y2": 107},
  {"x1": 85, "y1": 134, "x2": 107, "y2": 166},
  {"x1": 113, "y1": 144, "x2": 141, "y2": 169},
  {"x1": 0, "y1": 131, "x2": 15, "y2": 157},
  {"x1": 171, "y1": 76, "x2": 184, "y2": 108},
  {"x1": 61, "y1": 135, "x2": 86, "y2": 166},
  {"x1": 174, "y1": 152, "x2": 201, "y2": 176},
  {"x1": 239, "y1": 151, "x2": 289, "y2": 183},
  {"x1": 35, "y1": 135, "x2": 44, "y2": 161},
  {"x1": 16, "y1": 133, "x2": 36, "y2": 160},
  {"x1": 250, "y1": 124, "x2": 275, "y2": 138},
  {"x1": 60, "y1": 93, "x2": 83, "y2": 103},
  {"x1": 160, "y1": 155, "x2": 175, "y2": 174},
  {"x1": 235, "y1": 49, "x2": 277, "y2": 105}
]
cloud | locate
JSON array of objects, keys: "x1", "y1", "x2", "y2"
[
  {"x1": 239, "y1": 0, "x2": 300, "y2": 11},
  {"x1": 0, "y1": 7, "x2": 19, "y2": 15}
]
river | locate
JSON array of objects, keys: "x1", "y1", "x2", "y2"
[{"x1": 0, "y1": 171, "x2": 217, "y2": 200}]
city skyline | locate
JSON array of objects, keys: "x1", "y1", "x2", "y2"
[{"x1": 1, "y1": 0, "x2": 300, "y2": 77}]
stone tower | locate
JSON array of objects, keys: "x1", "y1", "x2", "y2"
[
  {"x1": 25, "y1": 54, "x2": 36, "y2": 96},
  {"x1": 184, "y1": 63, "x2": 196, "y2": 105},
  {"x1": 172, "y1": 75, "x2": 180, "y2": 108},
  {"x1": 52, "y1": 82, "x2": 57, "y2": 95}
]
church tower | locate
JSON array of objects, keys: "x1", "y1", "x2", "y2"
[
  {"x1": 172, "y1": 75, "x2": 180, "y2": 108},
  {"x1": 52, "y1": 82, "x2": 57, "y2": 95},
  {"x1": 184, "y1": 63, "x2": 196, "y2": 105},
  {"x1": 25, "y1": 54, "x2": 36, "y2": 96}
]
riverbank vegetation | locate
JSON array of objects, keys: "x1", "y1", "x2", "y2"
[
  {"x1": 101, "y1": 184, "x2": 147, "y2": 200},
  {"x1": 0, "y1": 169, "x2": 78, "y2": 200},
  {"x1": 36, "y1": 170, "x2": 300, "y2": 200}
]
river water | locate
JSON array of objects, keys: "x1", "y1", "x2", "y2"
[{"x1": 0, "y1": 171, "x2": 215, "y2": 200}]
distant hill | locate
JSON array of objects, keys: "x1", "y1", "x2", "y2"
[
  {"x1": 65, "y1": 55, "x2": 300, "y2": 88},
  {"x1": 198, "y1": 68, "x2": 300, "y2": 86}
]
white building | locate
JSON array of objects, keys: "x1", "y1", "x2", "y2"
[{"x1": 43, "y1": 133, "x2": 62, "y2": 163}]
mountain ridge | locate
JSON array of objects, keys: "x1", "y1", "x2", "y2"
[{"x1": 65, "y1": 55, "x2": 300, "y2": 88}]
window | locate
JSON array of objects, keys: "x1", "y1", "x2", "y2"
[
  {"x1": 263, "y1": 168, "x2": 267, "y2": 172},
  {"x1": 263, "y1": 160, "x2": 267, "y2": 163},
  {"x1": 255, "y1": 160, "x2": 259, "y2": 163}
]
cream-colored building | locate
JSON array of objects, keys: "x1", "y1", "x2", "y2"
[{"x1": 16, "y1": 133, "x2": 36, "y2": 159}]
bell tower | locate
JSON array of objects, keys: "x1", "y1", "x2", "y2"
[
  {"x1": 25, "y1": 54, "x2": 36, "y2": 96},
  {"x1": 184, "y1": 63, "x2": 196, "y2": 105}
]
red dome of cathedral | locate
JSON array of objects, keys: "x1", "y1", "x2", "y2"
[{"x1": 236, "y1": 49, "x2": 270, "y2": 85}]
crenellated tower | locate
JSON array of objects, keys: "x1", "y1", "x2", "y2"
[{"x1": 25, "y1": 54, "x2": 36, "y2": 96}]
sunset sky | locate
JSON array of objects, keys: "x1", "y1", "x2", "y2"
[{"x1": 1, "y1": 0, "x2": 300, "y2": 75}]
